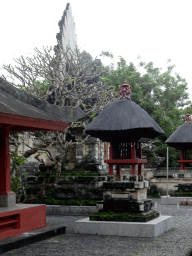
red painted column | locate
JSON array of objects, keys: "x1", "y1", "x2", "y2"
[
  {"x1": 109, "y1": 164, "x2": 113, "y2": 175},
  {"x1": 0, "y1": 125, "x2": 14, "y2": 195},
  {"x1": 131, "y1": 142, "x2": 136, "y2": 175},
  {"x1": 180, "y1": 150, "x2": 185, "y2": 170},
  {"x1": 109, "y1": 143, "x2": 114, "y2": 175},
  {"x1": 138, "y1": 142, "x2": 142, "y2": 175}
]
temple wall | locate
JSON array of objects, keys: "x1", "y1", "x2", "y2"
[{"x1": 151, "y1": 177, "x2": 192, "y2": 193}]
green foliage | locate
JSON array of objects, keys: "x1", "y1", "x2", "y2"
[
  {"x1": 23, "y1": 196, "x2": 97, "y2": 206},
  {"x1": 11, "y1": 175, "x2": 21, "y2": 193},
  {"x1": 68, "y1": 76, "x2": 73, "y2": 84},
  {"x1": 90, "y1": 211, "x2": 159, "y2": 222},
  {"x1": 100, "y1": 51, "x2": 114, "y2": 59},
  {"x1": 101, "y1": 56, "x2": 191, "y2": 167},
  {"x1": 10, "y1": 152, "x2": 28, "y2": 196},
  {"x1": 11, "y1": 152, "x2": 27, "y2": 166},
  {"x1": 61, "y1": 168, "x2": 99, "y2": 177},
  {"x1": 91, "y1": 112, "x2": 97, "y2": 120},
  {"x1": 34, "y1": 131, "x2": 43, "y2": 137},
  {"x1": 16, "y1": 80, "x2": 49, "y2": 96},
  {"x1": 33, "y1": 80, "x2": 48, "y2": 95},
  {"x1": 11, "y1": 152, "x2": 27, "y2": 178},
  {"x1": 37, "y1": 168, "x2": 100, "y2": 180},
  {"x1": 170, "y1": 191, "x2": 192, "y2": 197},
  {"x1": 147, "y1": 194, "x2": 161, "y2": 198}
]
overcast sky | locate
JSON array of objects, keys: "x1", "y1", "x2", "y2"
[{"x1": 0, "y1": 0, "x2": 192, "y2": 99}]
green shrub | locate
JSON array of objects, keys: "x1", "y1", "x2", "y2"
[
  {"x1": 11, "y1": 175, "x2": 21, "y2": 193},
  {"x1": 171, "y1": 191, "x2": 192, "y2": 197},
  {"x1": 147, "y1": 193, "x2": 160, "y2": 198},
  {"x1": 23, "y1": 196, "x2": 97, "y2": 206},
  {"x1": 90, "y1": 211, "x2": 159, "y2": 222}
]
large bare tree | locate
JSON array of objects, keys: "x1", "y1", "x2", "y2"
[{"x1": 2, "y1": 46, "x2": 118, "y2": 197}]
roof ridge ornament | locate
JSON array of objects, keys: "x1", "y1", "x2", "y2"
[
  {"x1": 185, "y1": 114, "x2": 191, "y2": 124},
  {"x1": 119, "y1": 79, "x2": 132, "y2": 100}
]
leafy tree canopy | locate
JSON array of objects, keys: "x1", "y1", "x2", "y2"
[{"x1": 101, "y1": 55, "x2": 191, "y2": 167}]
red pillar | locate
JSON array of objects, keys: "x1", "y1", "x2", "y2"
[
  {"x1": 0, "y1": 125, "x2": 14, "y2": 196},
  {"x1": 180, "y1": 150, "x2": 185, "y2": 170},
  {"x1": 138, "y1": 142, "x2": 142, "y2": 175},
  {"x1": 108, "y1": 144, "x2": 114, "y2": 175},
  {"x1": 109, "y1": 164, "x2": 113, "y2": 175},
  {"x1": 131, "y1": 142, "x2": 136, "y2": 175}
]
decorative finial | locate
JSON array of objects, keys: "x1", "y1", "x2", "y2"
[
  {"x1": 185, "y1": 114, "x2": 191, "y2": 124},
  {"x1": 119, "y1": 79, "x2": 132, "y2": 100}
]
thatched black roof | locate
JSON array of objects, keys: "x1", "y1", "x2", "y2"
[
  {"x1": 165, "y1": 123, "x2": 192, "y2": 148},
  {"x1": 0, "y1": 78, "x2": 85, "y2": 123},
  {"x1": 85, "y1": 98, "x2": 164, "y2": 142}
]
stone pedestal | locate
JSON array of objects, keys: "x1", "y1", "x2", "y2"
[
  {"x1": 102, "y1": 181, "x2": 153, "y2": 213},
  {"x1": 75, "y1": 215, "x2": 174, "y2": 238},
  {"x1": 103, "y1": 181, "x2": 149, "y2": 201},
  {"x1": 0, "y1": 204, "x2": 46, "y2": 240}
]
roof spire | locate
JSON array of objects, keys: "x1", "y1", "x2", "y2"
[
  {"x1": 119, "y1": 79, "x2": 132, "y2": 100},
  {"x1": 185, "y1": 114, "x2": 191, "y2": 124}
]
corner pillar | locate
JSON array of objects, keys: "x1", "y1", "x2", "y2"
[
  {"x1": 138, "y1": 142, "x2": 142, "y2": 175},
  {"x1": 0, "y1": 125, "x2": 16, "y2": 207}
]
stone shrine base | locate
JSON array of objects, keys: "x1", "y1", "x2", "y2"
[
  {"x1": 75, "y1": 215, "x2": 174, "y2": 238},
  {"x1": 0, "y1": 204, "x2": 46, "y2": 239}
]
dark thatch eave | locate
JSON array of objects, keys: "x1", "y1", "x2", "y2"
[
  {"x1": 85, "y1": 98, "x2": 164, "y2": 142},
  {"x1": 165, "y1": 123, "x2": 192, "y2": 148},
  {"x1": 0, "y1": 78, "x2": 85, "y2": 123}
]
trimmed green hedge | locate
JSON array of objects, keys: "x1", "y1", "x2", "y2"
[
  {"x1": 23, "y1": 196, "x2": 97, "y2": 206},
  {"x1": 170, "y1": 191, "x2": 192, "y2": 197},
  {"x1": 90, "y1": 211, "x2": 159, "y2": 222},
  {"x1": 147, "y1": 193, "x2": 161, "y2": 198},
  {"x1": 37, "y1": 168, "x2": 100, "y2": 179}
]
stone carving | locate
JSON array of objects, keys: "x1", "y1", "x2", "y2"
[
  {"x1": 56, "y1": 3, "x2": 77, "y2": 52},
  {"x1": 119, "y1": 79, "x2": 132, "y2": 100}
]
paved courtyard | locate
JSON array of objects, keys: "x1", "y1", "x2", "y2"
[{"x1": 2, "y1": 199, "x2": 192, "y2": 256}]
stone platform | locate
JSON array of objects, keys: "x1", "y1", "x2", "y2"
[
  {"x1": 0, "y1": 204, "x2": 46, "y2": 239},
  {"x1": 75, "y1": 215, "x2": 174, "y2": 237}
]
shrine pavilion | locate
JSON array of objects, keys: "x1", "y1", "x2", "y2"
[
  {"x1": 166, "y1": 114, "x2": 192, "y2": 171},
  {"x1": 85, "y1": 79, "x2": 164, "y2": 214},
  {"x1": 0, "y1": 78, "x2": 85, "y2": 239},
  {"x1": 85, "y1": 79, "x2": 164, "y2": 178}
]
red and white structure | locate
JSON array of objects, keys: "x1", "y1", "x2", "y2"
[{"x1": 0, "y1": 78, "x2": 84, "y2": 239}]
